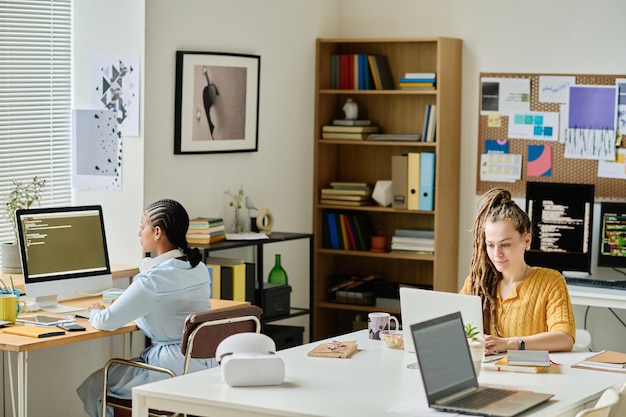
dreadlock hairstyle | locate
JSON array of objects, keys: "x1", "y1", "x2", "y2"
[
  {"x1": 144, "y1": 199, "x2": 202, "y2": 267},
  {"x1": 467, "y1": 188, "x2": 532, "y2": 336}
]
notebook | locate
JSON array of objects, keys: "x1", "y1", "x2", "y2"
[
  {"x1": 410, "y1": 312, "x2": 553, "y2": 417},
  {"x1": 399, "y1": 286, "x2": 484, "y2": 353}
]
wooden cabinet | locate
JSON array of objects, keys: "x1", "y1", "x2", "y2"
[{"x1": 313, "y1": 38, "x2": 462, "y2": 339}]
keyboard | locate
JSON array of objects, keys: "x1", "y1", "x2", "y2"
[
  {"x1": 565, "y1": 277, "x2": 626, "y2": 290},
  {"x1": 446, "y1": 388, "x2": 514, "y2": 409}
]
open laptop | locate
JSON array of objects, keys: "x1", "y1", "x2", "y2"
[
  {"x1": 411, "y1": 312, "x2": 553, "y2": 417},
  {"x1": 400, "y1": 287, "x2": 484, "y2": 353}
]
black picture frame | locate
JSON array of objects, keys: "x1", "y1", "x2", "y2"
[{"x1": 174, "y1": 51, "x2": 260, "y2": 154}]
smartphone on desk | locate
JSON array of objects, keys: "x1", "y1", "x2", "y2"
[{"x1": 57, "y1": 322, "x2": 86, "y2": 332}]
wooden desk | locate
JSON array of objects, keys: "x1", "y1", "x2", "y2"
[
  {"x1": 567, "y1": 284, "x2": 626, "y2": 310},
  {"x1": 132, "y1": 330, "x2": 626, "y2": 417},
  {"x1": 1, "y1": 297, "x2": 247, "y2": 417}
]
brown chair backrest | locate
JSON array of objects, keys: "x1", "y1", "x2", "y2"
[{"x1": 181, "y1": 304, "x2": 263, "y2": 360}]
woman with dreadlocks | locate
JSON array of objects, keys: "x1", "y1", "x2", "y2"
[
  {"x1": 77, "y1": 199, "x2": 214, "y2": 417},
  {"x1": 460, "y1": 188, "x2": 575, "y2": 355}
]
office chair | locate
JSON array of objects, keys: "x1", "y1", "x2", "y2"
[
  {"x1": 573, "y1": 329, "x2": 592, "y2": 352},
  {"x1": 574, "y1": 388, "x2": 619, "y2": 417},
  {"x1": 101, "y1": 304, "x2": 263, "y2": 417},
  {"x1": 608, "y1": 381, "x2": 626, "y2": 417}
]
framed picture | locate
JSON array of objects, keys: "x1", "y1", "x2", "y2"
[{"x1": 174, "y1": 51, "x2": 260, "y2": 154}]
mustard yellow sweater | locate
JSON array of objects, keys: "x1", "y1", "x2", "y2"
[{"x1": 460, "y1": 267, "x2": 576, "y2": 338}]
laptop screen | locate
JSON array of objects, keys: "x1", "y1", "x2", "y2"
[{"x1": 411, "y1": 311, "x2": 477, "y2": 402}]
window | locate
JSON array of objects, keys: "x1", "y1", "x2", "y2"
[{"x1": 0, "y1": 0, "x2": 72, "y2": 247}]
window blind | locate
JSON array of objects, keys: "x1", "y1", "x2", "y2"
[{"x1": 0, "y1": 0, "x2": 72, "y2": 247}]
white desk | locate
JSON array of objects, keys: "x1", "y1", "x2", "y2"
[
  {"x1": 568, "y1": 284, "x2": 626, "y2": 309},
  {"x1": 132, "y1": 330, "x2": 626, "y2": 417}
]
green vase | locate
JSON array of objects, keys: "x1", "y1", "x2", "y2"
[{"x1": 268, "y1": 254, "x2": 288, "y2": 285}]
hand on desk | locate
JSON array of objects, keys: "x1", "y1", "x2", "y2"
[
  {"x1": 484, "y1": 334, "x2": 517, "y2": 355},
  {"x1": 88, "y1": 302, "x2": 106, "y2": 313}
]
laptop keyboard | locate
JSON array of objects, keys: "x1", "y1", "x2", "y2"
[
  {"x1": 565, "y1": 277, "x2": 626, "y2": 290},
  {"x1": 446, "y1": 388, "x2": 515, "y2": 409}
]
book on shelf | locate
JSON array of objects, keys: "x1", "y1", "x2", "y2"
[
  {"x1": 394, "y1": 228, "x2": 435, "y2": 239},
  {"x1": 366, "y1": 133, "x2": 422, "y2": 142},
  {"x1": 322, "y1": 132, "x2": 371, "y2": 140},
  {"x1": 390, "y1": 243, "x2": 434, "y2": 253},
  {"x1": 391, "y1": 236, "x2": 434, "y2": 245},
  {"x1": 492, "y1": 357, "x2": 549, "y2": 374},
  {"x1": 399, "y1": 82, "x2": 435, "y2": 88},
  {"x1": 331, "y1": 119, "x2": 372, "y2": 126},
  {"x1": 321, "y1": 188, "x2": 372, "y2": 196},
  {"x1": 506, "y1": 350, "x2": 550, "y2": 367},
  {"x1": 322, "y1": 125, "x2": 379, "y2": 133},
  {"x1": 368, "y1": 55, "x2": 394, "y2": 90},
  {"x1": 573, "y1": 350, "x2": 626, "y2": 372},
  {"x1": 186, "y1": 234, "x2": 226, "y2": 245},
  {"x1": 320, "y1": 199, "x2": 374, "y2": 207},
  {"x1": 404, "y1": 72, "x2": 436, "y2": 79},
  {"x1": 323, "y1": 210, "x2": 373, "y2": 251},
  {"x1": 330, "y1": 181, "x2": 369, "y2": 188},
  {"x1": 425, "y1": 104, "x2": 437, "y2": 142},
  {"x1": 189, "y1": 217, "x2": 223, "y2": 226},
  {"x1": 399, "y1": 77, "x2": 436, "y2": 83},
  {"x1": 422, "y1": 105, "x2": 431, "y2": 140},
  {"x1": 321, "y1": 193, "x2": 371, "y2": 201}
]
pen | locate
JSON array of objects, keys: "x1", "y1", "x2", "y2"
[
  {"x1": 9, "y1": 276, "x2": 15, "y2": 291},
  {"x1": 0, "y1": 278, "x2": 8, "y2": 291}
]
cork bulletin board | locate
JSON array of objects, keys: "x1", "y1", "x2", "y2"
[{"x1": 475, "y1": 72, "x2": 626, "y2": 201}]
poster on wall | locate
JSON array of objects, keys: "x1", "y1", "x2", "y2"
[
  {"x1": 91, "y1": 54, "x2": 140, "y2": 137},
  {"x1": 72, "y1": 109, "x2": 122, "y2": 191}
]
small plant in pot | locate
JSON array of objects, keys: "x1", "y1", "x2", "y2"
[
  {"x1": 1, "y1": 177, "x2": 46, "y2": 273},
  {"x1": 464, "y1": 322, "x2": 485, "y2": 375}
]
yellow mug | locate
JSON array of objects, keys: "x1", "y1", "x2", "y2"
[{"x1": 0, "y1": 293, "x2": 26, "y2": 324}]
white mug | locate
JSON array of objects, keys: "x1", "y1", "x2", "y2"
[{"x1": 368, "y1": 312, "x2": 399, "y2": 340}]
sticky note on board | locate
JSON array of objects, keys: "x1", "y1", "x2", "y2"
[
  {"x1": 485, "y1": 139, "x2": 509, "y2": 154},
  {"x1": 527, "y1": 145, "x2": 552, "y2": 177},
  {"x1": 488, "y1": 113, "x2": 502, "y2": 127}
]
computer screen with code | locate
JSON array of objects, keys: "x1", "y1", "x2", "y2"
[{"x1": 525, "y1": 182, "x2": 594, "y2": 275}]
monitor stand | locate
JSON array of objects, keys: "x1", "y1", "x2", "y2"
[
  {"x1": 35, "y1": 295, "x2": 83, "y2": 314},
  {"x1": 562, "y1": 271, "x2": 592, "y2": 279}
]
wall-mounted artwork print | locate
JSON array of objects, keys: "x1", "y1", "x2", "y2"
[{"x1": 174, "y1": 51, "x2": 260, "y2": 154}]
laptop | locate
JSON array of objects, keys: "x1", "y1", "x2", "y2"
[
  {"x1": 400, "y1": 287, "x2": 484, "y2": 353},
  {"x1": 411, "y1": 312, "x2": 553, "y2": 417}
]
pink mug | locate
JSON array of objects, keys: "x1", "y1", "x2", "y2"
[{"x1": 368, "y1": 312, "x2": 399, "y2": 340}]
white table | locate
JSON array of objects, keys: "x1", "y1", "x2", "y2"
[
  {"x1": 132, "y1": 330, "x2": 626, "y2": 417},
  {"x1": 567, "y1": 284, "x2": 626, "y2": 309}
]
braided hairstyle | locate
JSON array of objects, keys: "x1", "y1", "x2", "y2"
[
  {"x1": 144, "y1": 199, "x2": 202, "y2": 267},
  {"x1": 467, "y1": 188, "x2": 532, "y2": 336}
]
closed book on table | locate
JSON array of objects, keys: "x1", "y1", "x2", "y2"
[
  {"x1": 3, "y1": 326, "x2": 66, "y2": 338},
  {"x1": 391, "y1": 154, "x2": 408, "y2": 209},
  {"x1": 506, "y1": 349, "x2": 550, "y2": 367},
  {"x1": 573, "y1": 350, "x2": 626, "y2": 373},
  {"x1": 493, "y1": 357, "x2": 549, "y2": 374},
  {"x1": 419, "y1": 152, "x2": 435, "y2": 211},
  {"x1": 407, "y1": 152, "x2": 420, "y2": 210}
]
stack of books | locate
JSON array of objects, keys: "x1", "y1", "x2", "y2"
[
  {"x1": 186, "y1": 217, "x2": 225, "y2": 244},
  {"x1": 321, "y1": 124, "x2": 379, "y2": 140},
  {"x1": 391, "y1": 229, "x2": 434, "y2": 253},
  {"x1": 399, "y1": 72, "x2": 436, "y2": 90},
  {"x1": 320, "y1": 182, "x2": 374, "y2": 206}
]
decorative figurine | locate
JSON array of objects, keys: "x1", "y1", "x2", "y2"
[{"x1": 342, "y1": 98, "x2": 358, "y2": 120}]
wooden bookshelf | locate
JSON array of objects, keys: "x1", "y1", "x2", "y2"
[{"x1": 313, "y1": 38, "x2": 462, "y2": 340}]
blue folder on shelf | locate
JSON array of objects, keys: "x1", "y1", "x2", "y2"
[{"x1": 419, "y1": 152, "x2": 435, "y2": 211}]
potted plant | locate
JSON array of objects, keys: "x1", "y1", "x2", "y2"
[
  {"x1": 1, "y1": 176, "x2": 46, "y2": 273},
  {"x1": 465, "y1": 322, "x2": 485, "y2": 375}
]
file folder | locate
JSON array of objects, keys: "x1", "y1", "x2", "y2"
[
  {"x1": 419, "y1": 152, "x2": 435, "y2": 211},
  {"x1": 391, "y1": 154, "x2": 408, "y2": 209},
  {"x1": 407, "y1": 152, "x2": 420, "y2": 210}
]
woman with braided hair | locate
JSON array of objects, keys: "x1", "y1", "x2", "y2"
[
  {"x1": 77, "y1": 199, "x2": 214, "y2": 417},
  {"x1": 460, "y1": 188, "x2": 575, "y2": 355}
]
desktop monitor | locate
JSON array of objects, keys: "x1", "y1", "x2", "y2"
[
  {"x1": 525, "y1": 182, "x2": 594, "y2": 276},
  {"x1": 16, "y1": 205, "x2": 113, "y2": 313},
  {"x1": 597, "y1": 201, "x2": 626, "y2": 269}
]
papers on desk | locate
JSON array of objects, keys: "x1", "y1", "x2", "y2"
[
  {"x1": 225, "y1": 232, "x2": 269, "y2": 240},
  {"x1": 573, "y1": 350, "x2": 626, "y2": 373}
]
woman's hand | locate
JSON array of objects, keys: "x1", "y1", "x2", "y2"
[
  {"x1": 484, "y1": 334, "x2": 517, "y2": 354},
  {"x1": 87, "y1": 302, "x2": 106, "y2": 313}
]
